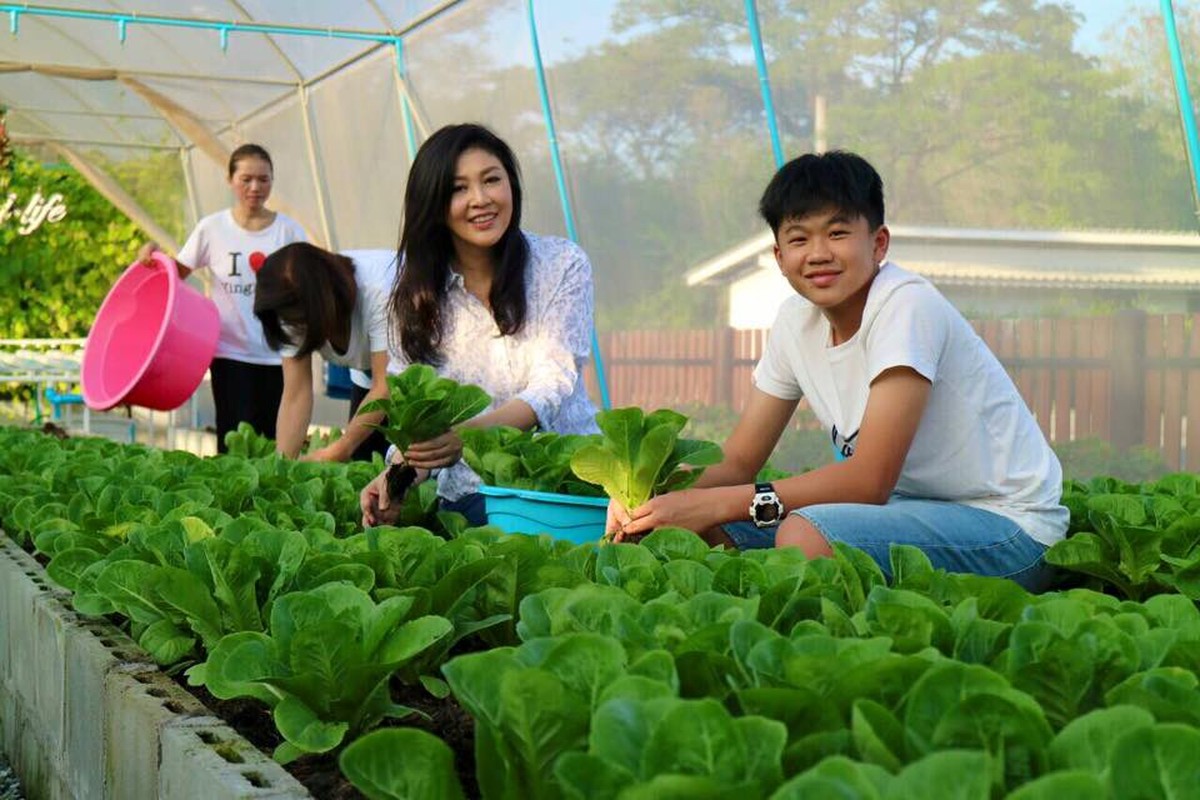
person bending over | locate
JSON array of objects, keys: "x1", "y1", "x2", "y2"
[{"x1": 254, "y1": 242, "x2": 394, "y2": 461}]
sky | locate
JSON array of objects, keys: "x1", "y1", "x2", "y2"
[{"x1": 529, "y1": 0, "x2": 1166, "y2": 63}]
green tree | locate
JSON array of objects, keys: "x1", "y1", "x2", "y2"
[
  {"x1": 94, "y1": 150, "x2": 188, "y2": 245},
  {"x1": 0, "y1": 149, "x2": 139, "y2": 337},
  {"x1": 399, "y1": 1, "x2": 1196, "y2": 328},
  {"x1": 537, "y1": 0, "x2": 1199, "y2": 325}
]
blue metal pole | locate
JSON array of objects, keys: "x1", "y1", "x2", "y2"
[
  {"x1": 392, "y1": 38, "x2": 419, "y2": 163},
  {"x1": 1160, "y1": 0, "x2": 1200, "y2": 222},
  {"x1": 525, "y1": 0, "x2": 611, "y2": 409},
  {"x1": 745, "y1": 0, "x2": 785, "y2": 168},
  {"x1": 0, "y1": 4, "x2": 391, "y2": 44}
]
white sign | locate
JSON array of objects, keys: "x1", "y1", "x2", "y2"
[{"x1": 0, "y1": 190, "x2": 68, "y2": 235}]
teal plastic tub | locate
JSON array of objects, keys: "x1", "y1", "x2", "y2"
[{"x1": 477, "y1": 485, "x2": 607, "y2": 544}]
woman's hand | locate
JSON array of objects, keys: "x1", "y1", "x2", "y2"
[
  {"x1": 359, "y1": 463, "x2": 431, "y2": 527},
  {"x1": 136, "y1": 241, "x2": 159, "y2": 267},
  {"x1": 300, "y1": 444, "x2": 343, "y2": 463},
  {"x1": 360, "y1": 469, "x2": 401, "y2": 527},
  {"x1": 612, "y1": 488, "x2": 721, "y2": 541},
  {"x1": 403, "y1": 430, "x2": 463, "y2": 470}
]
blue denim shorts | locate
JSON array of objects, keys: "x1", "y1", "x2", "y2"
[
  {"x1": 723, "y1": 495, "x2": 1054, "y2": 591},
  {"x1": 440, "y1": 492, "x2": 488, "y2": 527}
]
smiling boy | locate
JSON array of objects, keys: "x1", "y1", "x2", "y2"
[{"x1": 612, "y1": 151, "x2": 1068, "y2": 590}]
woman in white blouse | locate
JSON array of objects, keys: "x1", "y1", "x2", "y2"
[{"x1": 360, "y1": 123, "x2": 600, "y2": 527}]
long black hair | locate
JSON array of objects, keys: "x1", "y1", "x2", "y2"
[
  {"x1": 392, "y1": 123, "x2": 529, "y2": 365},
  {"x1": 254, "y1": 242, "x2": 357, "y2": 357}
]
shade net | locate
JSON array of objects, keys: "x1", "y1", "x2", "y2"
[{"x1": 1, "y1": 0, "x2": 1199, "y2": 473}]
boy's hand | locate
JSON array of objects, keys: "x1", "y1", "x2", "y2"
[
  {"x1": 606, "y1": 499, "x2": 632, "y2": 540},
  {"x1": 616, "y1": 488, "x2": 720, "y2": 540}
]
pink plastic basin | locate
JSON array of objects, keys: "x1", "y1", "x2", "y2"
[{"x1": 82, "y1": 252, "x2": 220, "y2": 411}]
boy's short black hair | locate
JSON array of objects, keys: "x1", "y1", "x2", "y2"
[{"x1": 758, "y1": 151, "x2": 885, "y2": 234}]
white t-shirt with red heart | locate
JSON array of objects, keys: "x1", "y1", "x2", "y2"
[{"x1": 177, "y1": 208, "x2": 307, "y2": 365}]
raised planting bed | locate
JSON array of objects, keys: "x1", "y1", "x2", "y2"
[{"x1": 0, "y1": 532, "x2": 312, "y2": 800}]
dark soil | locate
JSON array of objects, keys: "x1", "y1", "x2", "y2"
[
  {"x1": 287, "y1": 753, "x2": 365, "y2": 800},
  {"x1": 40, "y1": 422, "x2": 69, "y2": 440},
  {"x1": 398, "y1": 682, "x2": 478, "y2": 797},
  {"x1": 386, "y1": 463, "x2": 418, "y2": 505},
  {"x1": 181, "y1": 679, "x2": 479, "y2": 799}
]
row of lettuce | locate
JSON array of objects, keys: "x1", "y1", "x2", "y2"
[
  {"x1": 354, "y1": 365, "x2": 1200, "y2": 604},
  {"x1": 2, "y1": 425, "x2": 1200, "y2": 798}
]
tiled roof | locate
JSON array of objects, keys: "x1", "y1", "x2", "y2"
[{"x1": 686, "y1": 226, "x2": 1200, "y2": 290}]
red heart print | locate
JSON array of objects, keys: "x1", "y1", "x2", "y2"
[{"x1": 249, "y1": 251, "x2": 266, "y2": 272}]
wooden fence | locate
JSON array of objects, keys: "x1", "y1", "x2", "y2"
[{"x1": 584, "y1": 311, "x2": 1200, "y2": 471}]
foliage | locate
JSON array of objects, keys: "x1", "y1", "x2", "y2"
[
  {"x1": 0, "y1": 107, "x2": 12, "y2": 173},
  {"x1": 497, "y1": 0, "x2": 1200, "y2": 326},
  {"x1": 10, "y1": 424, "x2": 1200, "y2": 794},
  {"x1": 0, "y1": 150, "x2": 139, "y2": 338},
  {"x1": 340, "y1": 728, "x2": 466, "y2": 800},
  {"x1": 194, "y1": 582, "x2": 453, "y2": 763},
  {"x1": 569, "y1": 407, "x2": 722, "y2": 523},
  {"x1": 1052, "y1": 437, "x2": 1169, "y2": 484},
  {"x1": 223, "y1": 422, "x2": 278, "y2": 459},
  {"x1": 88, "y1": 149, "x2": 188, "y2": 245},
  {"x1": 1045, "y1": 474, "x2": 1200, "y2": 600},
  {"x1": 460, "y1": 426, "x2": 605, "y2": 496},
  {"x1": 556, "y1": 694, "x2": 787, "y2": 797},
  {"x1": 678, "y1": 401, "x2": 832, "y2": 475},
  {"x1": 81, "y1": 523, "x2": 380, "y2": 665},
  {"x1": 358, "y1": 364, "x2": 491, "y2": 451},
  {"x1": 224, "y1": 421, "x2": 365, "y2": 465}
]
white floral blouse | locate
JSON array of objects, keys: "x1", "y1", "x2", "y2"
[{"x1": 388, "y1": 231, "x2": 601, "y2": 500}]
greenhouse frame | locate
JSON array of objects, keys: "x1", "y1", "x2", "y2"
[{"x1": 3, "y1": 2, "x2": 1200, "y2": 799}]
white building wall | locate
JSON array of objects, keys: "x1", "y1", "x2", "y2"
[{"x1": 729, "y1": 260, "x2": 792, "y2": 329}]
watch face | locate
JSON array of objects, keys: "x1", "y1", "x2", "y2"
[
  {"x1": 752, "y1": 493, "x2": 782, "y2": 525},
  {"x1": 755, "y1": 504, "x2": 780, "y2": 523}
]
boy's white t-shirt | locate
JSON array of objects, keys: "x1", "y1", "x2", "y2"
[
  {"x1": 177, "y1": 209, "x2": 307, "y2": 365},
  {"x1": 753, "y1": 261, "x2": 1069, "y2": 547},
  {"x1": 279, "y1": 249, "x2": 396, "y2": 372}
]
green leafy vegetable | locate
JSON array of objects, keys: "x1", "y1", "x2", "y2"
[
  {"x1": 461, "y1": 426, "x2": 604, "y2": 496},
  {"x1": 358, "y1": 364, "x2": 491, "y2": 451},
  {"x1": 358, "y1": 364, "x2": 491, "y2": 506},
  {"x1": 224, "y1": 422, "x2": 277, "y2": 459},
  {"x1": 339, "y1": 728, "x2": 466, "y2": 800},
  {"x1": 192, "y1": 583, "x2": 453, "y2": 763},
  {"x1": 569, "y1": 407, "x2": 721, "y2": 530}
]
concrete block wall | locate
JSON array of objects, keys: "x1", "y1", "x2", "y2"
[{"x1": 0, "y1": 533, "x2": 312, "y2": 800}]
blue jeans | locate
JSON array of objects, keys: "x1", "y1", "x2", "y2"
[{"x1": 723, "y1": 495, "x2": 1055, "y2": 592}]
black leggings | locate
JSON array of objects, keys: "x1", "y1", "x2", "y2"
[
  {"x1": 348, "y1": 382, "x2": 390, "y2": 462},
  {"x1": 209, "y1": 358, "x2": 283, "y2": 454}
]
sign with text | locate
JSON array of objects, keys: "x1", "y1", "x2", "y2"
[{"x1": 0, "y1": 190, "x2": 68, "y2": 235}]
